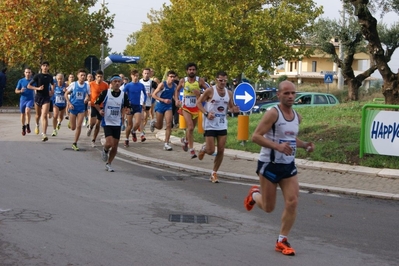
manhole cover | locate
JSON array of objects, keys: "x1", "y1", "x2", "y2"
[
  {"x1": 168, "y1": 214, "x2": 208, "y2": 224},
  {"x1": 157, "y1": 176, "x2": 184, "y2": 181}
]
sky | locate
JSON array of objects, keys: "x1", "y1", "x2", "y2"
[{"x1": 92, "y1": 0, "x2": 399, "y2": 73}]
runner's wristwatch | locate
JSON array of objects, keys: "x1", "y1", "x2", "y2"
[{"x1": 204, "y1": 112, "x2": 209, "y2": 117}]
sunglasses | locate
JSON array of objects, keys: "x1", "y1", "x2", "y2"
[{"x1": 217, "y1": 79, "x2": 227, "y2": 83}]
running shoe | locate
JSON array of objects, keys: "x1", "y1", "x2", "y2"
[
  {"x1": 198, "y1": 144, "x2": 206, "y2": 160},
  {"x1": 132, "y1": 132, "x2": 137, "y2": 142},
  {"x1": 141, "y1": 134, "x2": 146, "y2": 142},
  {"x1": 26, "y1": 124, "x2": 31, "y2": 133},
  {"x1": 121, "y1": 123, "x2": 126, "y2": 131},
  {"x1": 65, "y1": 116, "x2": 69, "y2": 120},
  {"x1": 190, "y1": 149, "x2": 197, "y2": 159},
  {"x1": 181, "y1": 137, "x2": 188, "y2": 152},
  {"x1": 101, "y1": 149, "x2": 109, "y2": 162},
  {"x1": 91, "y1": 140, "x2": 96, "y2": 147},
  {"x1": 22, "y1": 125, "x2": 26, "y2": 136},
  {"x1": 56, "y1": 123, "x2": 61, "y2": 130},
  {"x1": 72, "y1": 143, "x2": 79, "y2": 151},
  {"x1": 83, "y1": 117, "x2": 88, "y2": 127},
  {"x1": 42, "y1": 134, "x2": 48, "y2": 142},
  {"x1": 35, "y1": 125, "x2": 40, "y2": 135},
  {"x1": 244, "y1": 185, "x2": 260, "y2": 211},
  {"x1": 105, "y1": 163, "x2": 114, "y2": 172},
  {"x1": 150, "y1": 120, "x2": 155, "y2": 132},
  {"x1": 68, "y1": 121, "x2": 71, "y2": 129},
  {"x1": 275, "y1": 238, "x2": 296, "y2": 256},
  {"x1": 124, "y1": 139, "x2": 129, "y2": 147},
  {"x1": 210, "y1": 172, "x2": 219, "y2": 183},
  {"x1": 51, "y1": 129, "x2": 57, "y2": 137},
  {"x1": 86, "y1": 127, "x2": 92, "y2": 137},
  {"x1": 164, "y1": 143, "x2": 173, "y2": 151}
]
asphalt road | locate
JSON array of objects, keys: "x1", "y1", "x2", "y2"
[{"x1": 0, "y1": 114, "x2": 398, "y2": 266}]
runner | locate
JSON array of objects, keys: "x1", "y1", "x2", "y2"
[
  {"x1": 27, "y1": 61, "x2": 55, "y2": 141},
  {"x1": 175, "y1": 63, "x2": 209, "y2": 158},
  {"x1": 83, "y1": 73, "x2": 94, "y2": 127},
  {"x1": 196, "y1": 71, "x2": 239, "y2": 183},
  {"x1": 150, "y1": 70, "x2": 177, "y2": 151},
  {"x1": 64, "y1": 69, "x2": 91, "y2": 151},
  {"x1": 15, "y1": 68, "x2": 34, "y2": 136},
  {"x1": 51, "y1": 73, "x2": 67, "y2": 136},
  {"x1": 123, "y1": 69, "x2": 147, "y2": 147},
  {"x1": 244, "y1": 80, "x2": 315, "y2": 256},
  {"x1": 139, "y1": 68, "x2": 157, "y2": 140},
  {"x1": 94, "y1": 74, "x2": 130, "y2": 172},
  {"x1": 87, "y1": 70, "x2": 109, "y2": 147}
]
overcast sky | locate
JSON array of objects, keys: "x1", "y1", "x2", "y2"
[{"x1": 92, "y1": 0, "x2": 399, "y2": 74}]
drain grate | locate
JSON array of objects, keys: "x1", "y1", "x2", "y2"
[
  {"x1": 169, "y1": 214, "x2": 208, "y2": 224},
  {"x1": 157, "y1": 175, "x2": 184, "y2": 181}
]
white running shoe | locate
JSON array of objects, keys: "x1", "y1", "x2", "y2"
[
  {"x1": 164, "y1": 143, "x2": 173, "y2": 151},
  {"x1": 101, "y1": 149, "x2": 109, "y2": 162},
  {"x1": 87, "y1": 127, "x2": 92, "y2": 137},
  {"x1": 91, "y1": 140, "x2": 96, "y2": 148},
  {"x1": 105, "y1": 163, "x2": 114, "y2": 172}
]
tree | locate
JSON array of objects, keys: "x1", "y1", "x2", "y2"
[
  {"x1": 0, "y1": 0, "x2": 114, "y2": 74},
  {"x1": 309, "y1": 16, "x2": 378, "y2": 100},
  {"x1": 348, "y1": 0, "x2": 399, "y2": 104},
  {"x1": 125, "y1": 0, "x2": 323, "y2": 80}
]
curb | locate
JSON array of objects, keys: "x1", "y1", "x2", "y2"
[{"x1": 108, "y1": 132, "x2": 399, "y2": 201}]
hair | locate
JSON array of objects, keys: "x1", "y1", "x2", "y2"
[
  {"x1": 185, "y1": 62, "x2": 197, "y2": 70},
  {"x1": 216, "y1": 70, "x2": 228, "y2": 78},
  {"x1": 1, "y1": 67, "x2": 7, "y2": 73},
  {"x1": 143, "y1": 68, "x2": 151, "y2": 72},
  {"x1": 41, "y1": 61, "x2": 49, "y2": 66},
  {"x1": 77, "y1": 68, "x2": 87, "y2": 75},
  {"x1": 95, "y1": 70, "x2": 104, "y2": 76},
  {"x1": 130, "y1": 69, "x2": 139, "y2": 75},
  {"x1": 167, "y1": 70, "x2": 177, "y2": 76},
  {"x1": 56, "y1": 73, "x2": 64, "y2": 80}
]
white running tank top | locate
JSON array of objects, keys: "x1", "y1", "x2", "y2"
[
  {"x1": 258, "y1": 105, "x2": 299, "y2": 164},
  {"x1": 102, "y1": 90, "x2": 124, "y2": 127},
  {"x1": 140, "y1": 78, "x2": 153, "y2": 106},
  {"x1": 203, "y1": 86, "x2": 229, "y2": 131}
]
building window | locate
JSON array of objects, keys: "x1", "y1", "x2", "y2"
[
  {"x1": 312, "y1": 61, "x2": 317, "y2": 72},
  {"x1": 290, "y1": 62, "x2": 293, "y2": 72}
]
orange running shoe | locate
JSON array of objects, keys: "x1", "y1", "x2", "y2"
[
  {"x1": 275, "y1": 238, "x2": 296, "y2": 256},
  {"x1": 244, "y1": 186, "x2": 259, "y2": 211},
  {"x1": 198, "y1": 144, "x2": 206, "y2": 160}
]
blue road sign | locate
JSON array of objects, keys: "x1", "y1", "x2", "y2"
[
  {"x1": 233, "y1": 82, "x2": 256, "y2": 112},
  {"x1": 324, "y1": 73, "x2": 333, "y2": 84}
]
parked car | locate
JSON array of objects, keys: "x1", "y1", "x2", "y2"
[{"x1": 252, "y1": 92, "x2": 339, "y2": 113}]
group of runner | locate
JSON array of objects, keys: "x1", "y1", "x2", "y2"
[{"x1": 15, "y1": 61, "x2": 316, "y2": 256}]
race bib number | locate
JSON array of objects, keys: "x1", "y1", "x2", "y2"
[
  {"x1": 184, "y1": 96, "x2": 197, "y2": 108},
  {"x1": 55, "y1": 95, "x2": 65, "y2": 103},
  {"x1": 110, "y1": 109, "x2": 120, "y2": 116},
  {"x1": 76, "y1": 91, "x2": 84, "y2": 100},
  {"x1": 278, "y1": 139, "x2": 297, "y2": 156}
]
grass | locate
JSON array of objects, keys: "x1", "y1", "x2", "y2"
[{"x1": 172, "y1": 100, "x2": 399, "y2": 169}]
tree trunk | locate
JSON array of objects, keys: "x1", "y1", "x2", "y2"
[
  {"x1": 350, "y1": 0, "x2": 398, "y2": 104},
  {"x1": 347, "y1": 78, "x2": 362, "y2": 101}
]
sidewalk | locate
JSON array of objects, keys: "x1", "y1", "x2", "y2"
[{"x1": 115, "y1": 130, "x2": 399, "y2": 201}]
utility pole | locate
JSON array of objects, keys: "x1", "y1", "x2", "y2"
[
  {"x1": 100, "y1": 0, "x2": 106, "y2": 71},
  {"x1": 337, "y1": 4, "x2": 345, "y2": 90}
]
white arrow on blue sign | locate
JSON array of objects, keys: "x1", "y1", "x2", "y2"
[{"x1": 233, "y1": 82, "x2": 256, "y2": 112}]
